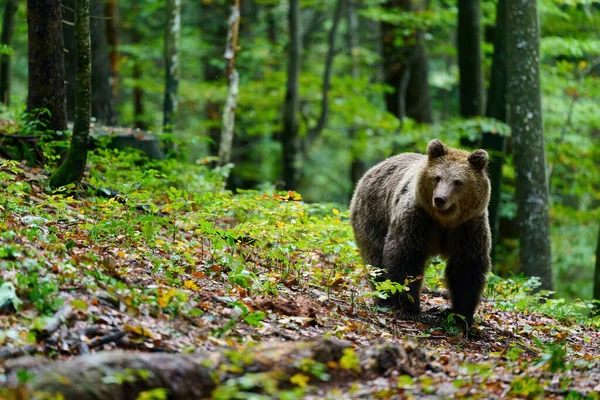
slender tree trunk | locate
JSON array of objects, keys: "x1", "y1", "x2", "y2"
[
  {"x1": 27, "y1": 0, "x2": 68, "y2": 135},
  {"x1": 281, "y1": 0, "x2": 301, "y2": 190},
  {"x1": 63, "y1": 0, "x2": 76, "y2": 121},
  {"x1": 305, "y1": 0, "x2": 343, "y2": 150},
  {"x1": 347, "y1": 0, "x2": 366, "y2": 186},
  {"x1": 594, "y1": 226, "x2": 600, "y2": 310},
  {"x1": 381, "y1": 0, "x2": 432, "y2": 124},
  {"x1": 104, "y1": 0, "x2": 119, "y2": 98},
  {"x1": 50, "y1": 0, "x2": 91, "y2": 188},
  {"x1": 132, "y1": 28, "x2": 146, "y2": 130},
  {"x1": 486, "y1": 0, "x2": 507, "y2": 123},
  {"x1": 200, "y1": 2, "x2": 227, "y2": 157},
  {"x1": 458, "y1": 0, "x2": 484, "y2": 118},
  {"x1": 483, "y1": 0, "x2": 508, "y2": 260},
  {"x1": 506, "y1": 0, "x2": 553, "y2": 290},
  {"x1": 0, "y1": 0, "x2": 16, "y2": 105},
  {"x1": 218, "y1": 0, "x2": 241, "y2": 167},
  {"x1": 163, "y1": 0, "x2": 181, "y2": 146},
  {"x1": 266, "y1": 4, "x2": 277, "y2": 44},
  {"x1": 91, "y1": 0, "x2": 117, "y2": 125}
]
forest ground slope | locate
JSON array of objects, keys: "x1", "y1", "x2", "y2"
[{"x1": 0, "y1": 154, "x2": 599, "y2": 399}]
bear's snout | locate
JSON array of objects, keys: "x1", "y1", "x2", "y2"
[{"x1": 434, "y1": 196, "x2": 447, "y2": 209}]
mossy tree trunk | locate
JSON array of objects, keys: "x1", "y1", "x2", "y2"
[
  {"x1": 49, "y1": 0, "x2": 91, "y2": 188},
  {"x1": 0, "y1": 0, "x2": 17, "y2": 105},
  {"x1": 163, "y1": 0, "x2": 181, "y2": 152},
  {"x1": 27, "y1": 0, "x2": 68, "y2": 136},
  {"x1": 506, "y1": 0, "x2": 553, "y2": 290},
  {"x1": 483, "y1": 0, "x2": 508, "y2": 261},
  {"x1": 281, "y1": 0, "x2": 301, "y2": 190}
]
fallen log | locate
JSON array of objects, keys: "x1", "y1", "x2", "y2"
[{"x1": 3, "y1": 338, "x2": 434, "y2": 400}]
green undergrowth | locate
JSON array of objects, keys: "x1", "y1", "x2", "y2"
[{"x1": 1, "y1": 149, "x2": 599, "y2": 347}]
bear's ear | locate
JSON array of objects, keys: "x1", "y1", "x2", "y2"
[
  {"x1": 427, "y1": 139, "x2": 447, "y2": 159},
  {"x1": 468, "y1": 149, "x2": 489, "y2": 171}
]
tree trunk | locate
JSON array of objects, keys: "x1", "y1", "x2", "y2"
[
  {"x1": 347, "y1": 0, "x2": 367, "y2": 186},
  {"x1": 91, "y1": 0, "x2": 117, "y2": 125},
  {"x1": 305, "y1": 0, "x2": 343, "y2": 150},
  {"x1": 49, "y1": 0, "x2": 91, "y2": 188},
  {"x1": 163, "y1": 0, "x2": 181, "y2": 147},
  {"x1": 381, "y1": 0, "x2": 432, "y2": 124},
  {"x1": 27, "y1": 0, "x2": 68, "y2": 135},
  {"x1": 132, "y1": 28, "x2": 146, "y2": 130},
  {"x1": 63, "y1": 0, "x2": 76, "y2": 122},
  {"x1": 281, "y1": 0, "x2": 301, "y2": 190},
  {"x1": 104, "y1": 0, "x2": 119, "y2": 98},
  {"x1": 0, "y1": 0, "x2": 17, "y2": 105},
  {"x1": 200, "y1": 2, "x2": 227, "y2": 157},
  {"x1": 486, "y1": 0, "x2": 507, "y2": 123},
  {"x1": 506, "y1": 0, "x2": 553, "y2": 290},
  {"x1": 483, "y1": 0, "x2": 508, "y2": 260},
  {"x1": 458, "y1": 0, "x2": 484, "y2": 118},
  {"x1": 218, "y1": 0, "x2": 241, "y2": 167}
]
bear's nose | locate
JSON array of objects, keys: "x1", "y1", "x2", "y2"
[{"x1": 434, "y1": 196, "x2": 447, "y2": 208}]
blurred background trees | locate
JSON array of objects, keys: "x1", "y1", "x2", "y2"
[{"x1": 1, "y1": 0, "x2": 600, "y2": 302}]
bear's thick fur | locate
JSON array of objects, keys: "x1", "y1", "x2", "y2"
[{"x1": 349, "y1": 139, "x2": 491, "y2": 326}]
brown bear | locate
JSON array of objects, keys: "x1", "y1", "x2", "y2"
[{"x1": 349, "y1": 139, "x2": 491, "y2": 326}]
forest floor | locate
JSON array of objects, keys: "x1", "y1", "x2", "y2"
[{"x1": 0, "y1": 154, "x2": 599, "y2": 399}]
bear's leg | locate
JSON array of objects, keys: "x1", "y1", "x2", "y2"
[
  {"x1": 382, "y1": 235, "x2": 427, "y2": 318},
  {"x1": 445, "y1": 221, "x2": 491, "y2": 326}
]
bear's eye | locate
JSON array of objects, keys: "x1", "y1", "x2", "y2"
[
  {"x1": 453, "y1": 179, "x2": 463, "y2": 186},
  {"x1": 434, "y1": 176, "x2": 442, "y2": 182}
]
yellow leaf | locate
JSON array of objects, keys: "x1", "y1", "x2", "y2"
[
  {"x1": 117, "y1": 250, "x2": 126, "y2": 258},
  {"x1": 332, "y1": 208, "x2": 340, "y2": 215},
  {"x1": 184, "y1": 280, "x2": 200, "y2": 291},
  {"x1": 158, "y1": 292, "x2": 172, "y2": 308},
  {"x1": 290, "y1": 373, "x2": 310, "y2": 387}
]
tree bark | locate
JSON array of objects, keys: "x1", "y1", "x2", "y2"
[
  {"x1": 218, "y1": 0, "x2": 241, "y2": 167},
  {"x1": 104, "y1": 0, "x2": 119, "y2": 98},
  {"x1": 347, "y1": 0, "x2": 367, "y2": 185},
  {"x1": 281, "y1": 0, "x2": 301, "y2": 190},
  {"x1": 49, "y1": 0, "x2": 91, "y2": 188},
  {"x1": 483, "y1": 0, "x2": 508, "y2": 260},
  {"x1": 506, "y1": 0, "x2": 553, "y2": 290},
  {"x1": 0, "y1": 0, "x2": 17, "y2": 105},
  {"x1": 163, "y1": 0, "x2": 181, "y2": 146},
  {"x1": 458, "y1": 0, "x2": 484, "y2": 118},
  {"x1": 91, "y1": 0, "x2": 117, "y2": 125},
  {"x1": 27, "y1": 0, "x2": 68, "y2": 135},
  {"x1": 381, "y1": 0, "x2": 432, "y2": 124}
]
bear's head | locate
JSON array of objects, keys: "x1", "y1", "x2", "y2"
[{"x1": 416, "y1": 139, "x2": 490, "y2": 226}]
